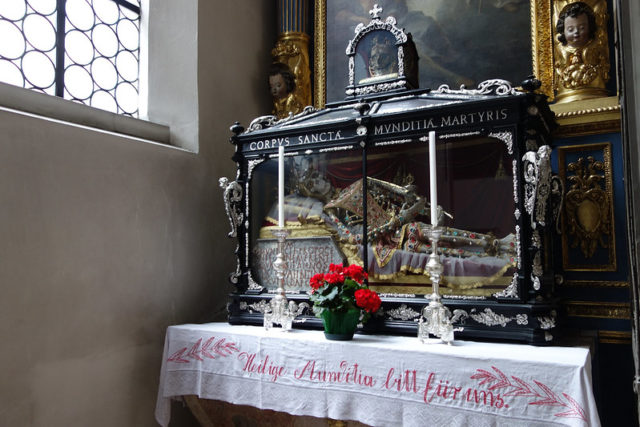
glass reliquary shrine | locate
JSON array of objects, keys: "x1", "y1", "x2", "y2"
[{"x1": 220, "y1": 8, "x2": 559, "y2": 345}]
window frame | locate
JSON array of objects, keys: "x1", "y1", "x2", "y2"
[
  {"x1": 0, "y1": 0, "x2": 143, "y2": 118},
  {"x1": 0, "y1": 0, "x2": 199, "y2": 152}
]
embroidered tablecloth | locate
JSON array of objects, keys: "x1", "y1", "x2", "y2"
[{"x1": 155, "y1": 323, "x2": 599, "y2": 427}]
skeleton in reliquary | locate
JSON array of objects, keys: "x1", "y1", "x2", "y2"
[{"x1": 260, "y1": 162, "x2": 517, "y2": 292}]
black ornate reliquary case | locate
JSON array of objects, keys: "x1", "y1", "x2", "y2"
[
  {"x1": 221, "y1": 81, "x2": 560, "y2": 345},
  {"x1": 220, "y1": 7, "x2": 560, "y2": 345}
]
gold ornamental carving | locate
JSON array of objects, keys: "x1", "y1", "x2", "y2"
[
  {"x1": 313, "y1": 0, "x2": 326, "y2": 108},
  {"x1": 558, "y1": 143, "x2": 616, "y2": 271},
  {"x1": 564, "y1": 301, "x2": 630, "y2": 320},
  {"x1": 551, "y1": 96, "x2": 621, "y2": 137},
  {"x1": 598, "y1": 330, "x2": 632, "y2": 345},
  {"x1": 566, "y1": 156, "x2": 610, "y2": 257},
  {"x1": 531, "y1": 0, "x2": 555, "y2": 100},
  {"x1": 271, "y1": 32, "x2": 312, "y2": 119},
  {"x1": 563, "y1": 280, "x2": 629, "y2": 288},
  {"x1": 552, "y1": 0, "x2": 610, "y2": 103}
]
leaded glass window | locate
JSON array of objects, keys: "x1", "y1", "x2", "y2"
[{"x1": 0, "y1": 0, "x2": 141, "y2": 117}]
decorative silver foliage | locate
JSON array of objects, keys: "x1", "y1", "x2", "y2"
[
  {"x1": 531, "y1": 274, "x2": 541, "y2": 291},
  {"x1": 523, "y1": 145, "x2": 552, "y2": 229},
  {"x1": 386, "y1": 304, "x2": 420, "y2": 321},
  {"x1": 246, "y1": 115, "x2": 279, "y2": 133},
  {"x1": 516, "y1": 314, "x2": 529, "y2": 325},
  {"x1": 451, "y1": 309, "x2": 469, "y2": 324},
  {"x1": 347, "y1": 80, "x2": 408, "y2": 96},
  {"x1": 470, "y1": 308, "x2": 514, "y2": 327},
  {"x1": 219, "y1": 177, "x2": 244, "y2": 285},
  {"x1": 537, "y1": 316, "x2": 556, "y2": 330},
  {"x1": 219, "y1": 177, "x2": 243, "y2": 238},
  {"x1": 489, "y1": 131, "x2": 514, "y2": 155},
  {"x1": 493, "y1": 272, "x2": 519, "y2": 299},
  {"x1": 436, "y1": 79, "x2": 517, "y2": 96},
  {"x1": 243, "y1": 300, "x2": 270, "y2": 313}
]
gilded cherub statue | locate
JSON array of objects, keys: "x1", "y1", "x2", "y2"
[
  {"x1": 269, "y1": 62, "x2": 303, "y2": 119},
  {"x1": 554, "y1": 1, "x2": 610, "y2": 103}
]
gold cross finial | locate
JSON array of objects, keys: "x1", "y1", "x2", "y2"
[{"x1": 370, "y1": 4, "x2": 383, "y2": 19}]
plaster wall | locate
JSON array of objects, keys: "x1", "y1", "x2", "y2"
[{"x1": 0, "y1": 1, "x2": 275, "y2": 426}]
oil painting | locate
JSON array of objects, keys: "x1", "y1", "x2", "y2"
[{"x1": 321, "y1": 0, "x2": 532, "y2": 104}]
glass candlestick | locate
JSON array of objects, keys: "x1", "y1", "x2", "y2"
[
  {"x1": 263, "y1": 227, "x2": 300, "y2": 331},
  {"x1": 417, "y1": 226, "x2": 461, "y2": 344}
]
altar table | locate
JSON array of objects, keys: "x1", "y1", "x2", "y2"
[{"x1": 155, "y1": 323, "x2": 600, "y2": 427}]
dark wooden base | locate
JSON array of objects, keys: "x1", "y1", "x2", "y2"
[{"x1": 228, "y1": 293, "x2": 557, "y2": 345}]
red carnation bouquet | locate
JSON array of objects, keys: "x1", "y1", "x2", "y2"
[{"x1": 309, "y1": 263, "x2": 381, "y2": 321}]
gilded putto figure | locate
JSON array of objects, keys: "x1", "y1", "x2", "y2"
[
  {"x1": 553, "y1": 0, "x2": 609, "y2": 103},
  {"x1": 270, "y1": 34, "x2": 312, "y2": 119}
]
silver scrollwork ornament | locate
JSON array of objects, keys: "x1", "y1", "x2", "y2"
[
  {"x1": 436, "y1": 79, "x2": 517, "y2": 96},
  {"x1": 522, "y1": 145, "x2": 553, "y2": 229},
  {"x1": 219, "y1": 177, "x2": 243, "y2": 238}
]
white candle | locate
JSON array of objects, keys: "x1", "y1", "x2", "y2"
[
  {"x1": 278, "y1": 145, "x2": 285, "y2": 227},
  {"x1": 429, "y1": 131, "x2": 438, "y2": 226}
]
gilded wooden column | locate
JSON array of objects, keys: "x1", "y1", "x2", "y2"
[{"x1": 271, "y1": 0, "x2": 312, "y2": 118}]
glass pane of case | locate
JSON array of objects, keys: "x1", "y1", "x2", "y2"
[
  {"x1": 250, "y1": 150, "x2": 364, "y2": 292},
  {"x1": 365, "y1": 136, "x2": 516, "y2": 296},
  {"x1": 249, "y1": 136, "x2": 516, "y2": 297}
]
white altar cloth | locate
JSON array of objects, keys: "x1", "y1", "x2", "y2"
[{"x1": 155, "y1": 323, "x2": 600, "y2": 427}]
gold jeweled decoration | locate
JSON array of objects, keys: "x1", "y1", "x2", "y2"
[
  {"x1": 552, "y1": 0, "x2": 610, "y2": 103},
  {"x1": 558, "y1": 143, "x2": 616, "y2": 271},
  {"x1": 271, "y1": 32, "x2": 312, "y2": 118}
]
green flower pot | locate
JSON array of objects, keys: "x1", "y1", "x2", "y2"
[{"x1": 321, "y1": 308, "x2": 360, "y2": 340}]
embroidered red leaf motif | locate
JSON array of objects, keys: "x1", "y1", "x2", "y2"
[
  {"x1": 470, "y1": 369, "x2": 497, "y2": 386},
  {"x1": 555, "y1": 393, "x2": 587, "y2": 421},
  {"x1": 226, "y1": 340, "x2": 239, "y2": 353},
  {"x1": 486, "y1": 366, "x2": 512, "y2": 391},
  {"x1": 213, "y1": 338, "x2": 239, "y2": 356},
  {"x1": 200, "y1": 337, "x2": 217, "y2": 359},
  {"x1": 504, "y1": 375, "x2": 538, "y2": 397},
  {"x1": 471, "y1": 367, "x2": 590, "y2": 422},
  {"x1": 529, "y1": 380, "x2": 565, "y2": 406},
  {"x1": 167, "y1": 348, "x2": 189, "y2": 363},
  {"x1": 186, "y1": 338, "x2": 204, "y2": 361},
  {"x1": 167, "y1": 337, "x2": 239, "y2": 364}
]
